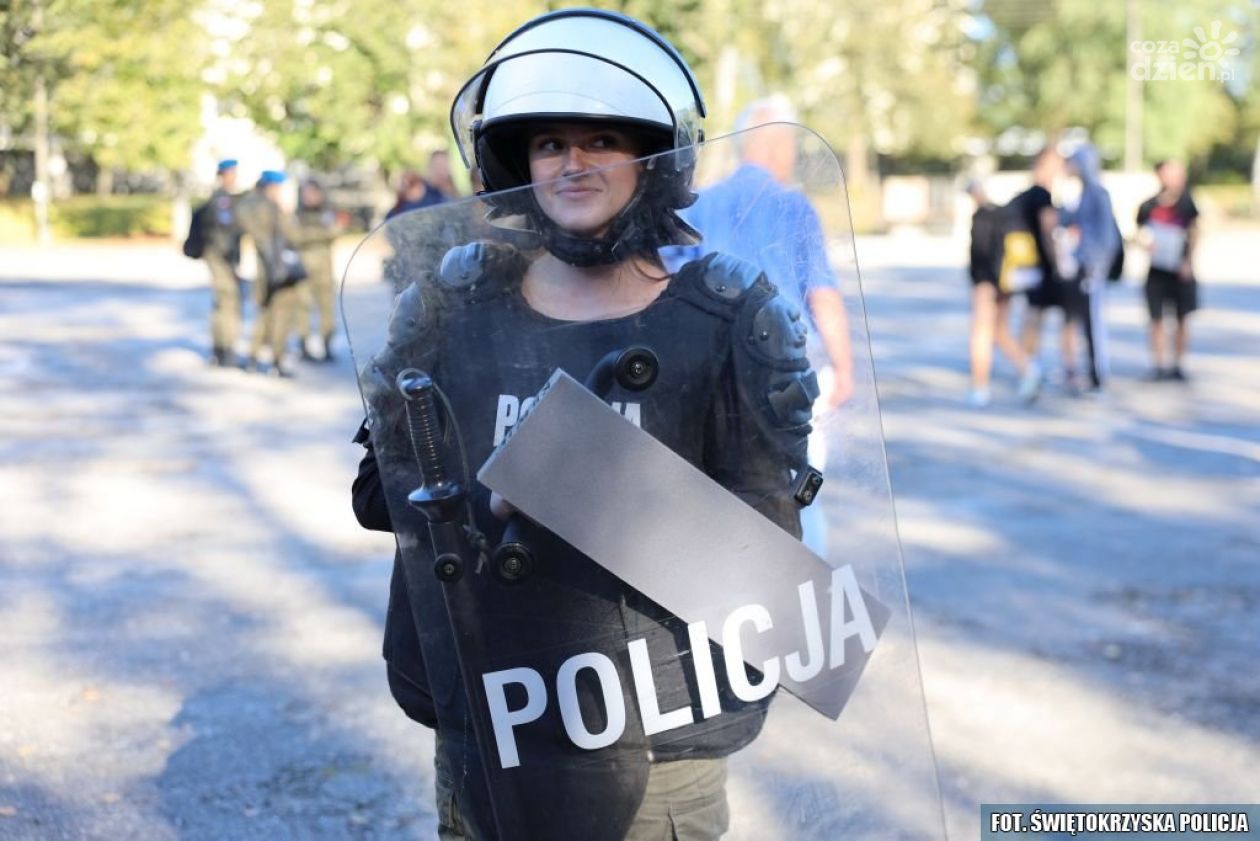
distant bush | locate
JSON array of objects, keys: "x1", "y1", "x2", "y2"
[
  {"x1": 0, "y1": 200, "x2": 35, "y2": 240},
  {"x1": 0, "y1": 195, "x2": 172, "y2": 240},
  {"x1": 1197, "y1": 184, "x2": 1256, "y2": 220}
]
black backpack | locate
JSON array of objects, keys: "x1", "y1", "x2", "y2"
[
  {"x1": 995, "y1": 198, "x2": 1044, "y2": 294},
  {"x1": 182, "y1": 201, "x2": 210, "y2": 259},
  {"x1": 1107, "y1": 218, "x2": 1125, "y2": 282},
  {"x1": 969, "y1": 203, "x2": 1003, "y2": 284}
]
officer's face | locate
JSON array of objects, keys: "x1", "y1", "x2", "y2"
[{"x1": 528, "y1": 124, "x2": 641, "y2": 237}]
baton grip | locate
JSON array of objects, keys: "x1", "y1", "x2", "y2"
[
  {"x1": 397, "y1": 368, "x2": 466, "y2": 523},
  {"x1": 397, "y1": 369, "x2": 447, "y2": 486}
]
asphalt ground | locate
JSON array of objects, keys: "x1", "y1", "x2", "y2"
[{"x1": 1, "y1": 228, "x2": 1256, "y2": 839}]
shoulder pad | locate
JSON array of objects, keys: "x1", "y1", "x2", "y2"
[
  {"x1": 437, "y1": 241, "x2": 524, "y2": 300},
  {"x1": 699, "y1": 253, "x2": 764, "y2": 302},
  {"x1": 672, "y1": 252, "x2": 769, "y2": 320},
  {"x1": 384, "y1": 281, "x2": 429, "y2": 349},
  {"x1": 732, "y1": 287, "x2": 817, "y2": 449},
  {"x1": 739, "y1": 288, "x2": 808, "y2": 367},
  {"x1": 369, "y1": 279, "x2": 439, "y2": 408}
]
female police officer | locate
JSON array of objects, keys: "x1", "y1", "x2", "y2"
[{"x1": 352, "y1": 9, "x2": 817, "y2": 839}]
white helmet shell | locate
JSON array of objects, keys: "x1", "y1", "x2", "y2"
[
  {"x1": 480, "y1": 52, "x2": 674, "y2": 133},
  {"x1": 451, "y1": 9, "x2": 705, "y2": 188}
]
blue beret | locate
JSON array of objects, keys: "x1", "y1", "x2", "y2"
[
  {"x1": 258, "y1": 170, "x2": 287, "y2": 185},
  {"x1": 216, "y1": 159, "x2": 238, "y2": 173}
]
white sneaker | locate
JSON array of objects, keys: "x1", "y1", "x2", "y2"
[
  {"x1": 967, "y1": 387, "x2": 991, "y2": 408},
  {"x1": 1017, "y1": 362, "x2": 1044, "y2": 403}
]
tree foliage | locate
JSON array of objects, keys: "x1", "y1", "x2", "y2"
[
  {"x1": 209, "y1": 0, "x2": 974, "y2": 174},
  {"x1": 216, "y1": 0, "x2": 543, "y2": 176},
  {"x1": 1, "y1": 0, "x2": 1256, "y2": 187},
  {"x1": 1, "y1": 0, "x2": 206, "y2": 174},
  {"x1": 979, "y1": 0, "x2": 1252, "y2": 165}
]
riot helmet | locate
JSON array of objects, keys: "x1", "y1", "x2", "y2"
[{"x1": 450, "y1": 8, "x2": 707, "y2": 265}]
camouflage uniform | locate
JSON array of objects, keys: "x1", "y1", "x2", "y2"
[
  {"x1": 236, "y1": 189, "x2": 306, "y2": 372},
  {"x1": 202, "y1": 188, "x2": 243, "y2": 362},
  {"x1": 294, "y1": 206, "x2": 339, "y2": 358}
]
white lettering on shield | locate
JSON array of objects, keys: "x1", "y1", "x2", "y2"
[
  {"x1": 480, "y1": 565, "x2": 880, "y2": 769},
  {"x1": 493, "y1": 393, "x2": 641, "y2": 447}
]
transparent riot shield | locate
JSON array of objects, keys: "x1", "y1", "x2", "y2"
[{"x1": 341, "y1": 124, "x2": 945, "y2": 841}]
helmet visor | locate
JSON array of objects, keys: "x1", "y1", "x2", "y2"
[{"x1": 452, "y1": 50, "x2": 701, "y2": 172}]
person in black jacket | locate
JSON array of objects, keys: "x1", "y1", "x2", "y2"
[
  {"x1": 352, "y1": 10, "x2": 815, "y2": 840},
  {"x1": 1136, "y1": 159, "x2": 1200, "y2": 380},
  {"x1": 965, "y1": 178, "x2": 1038, "y2": 407}
]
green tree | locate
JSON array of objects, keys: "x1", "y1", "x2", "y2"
[
  {"x1": 979, "y1": 0, "x2": 1246, "y2": 165},
  {"x1": 217, "y1": 0, "x2": 536, "y2": 178},
  {"x1": 219, "y1": 0, "x2": 972, "y2": 188},
  {"x1": 655, "y1": 0, "x2": 974, "y2": 222},
  {"x1": 1, "y1": 0, "x2": 206, "y2": 188}
]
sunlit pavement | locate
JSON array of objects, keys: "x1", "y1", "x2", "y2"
[
  {"x1": 855, "y1": 228, "x2": 1260, "y2": 838},
  {"x1": 1, "y1": 229, "x2": 1257, "y2": 839}
]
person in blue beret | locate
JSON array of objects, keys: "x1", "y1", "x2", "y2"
[
  {"x1": 237, "y1": 168, "x2": 308, "y2": 377},
  {"x1": 199, "y1": 158, "x2": 244, "y2": 367}
]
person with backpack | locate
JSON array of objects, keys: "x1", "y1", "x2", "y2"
[
  {"x1": 190, "y1": 159, "x2": 244, "y2": 367},
  {"x1": 1003, "y1": 149, "x2": 1070, "y2": 400},
  {"x1": 236, "y1": 170, "x2": 308, "y2": 378},
  {"x1": 965, "y1": 178, "x2": 1040, "y2": 406}
]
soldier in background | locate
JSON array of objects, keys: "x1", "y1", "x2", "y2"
[
  {"x1": 293, "y1": 179, "x2": 344, "y2": 362},
  {"x1": 237, "y1": 170, "x2": 306, "y2": 378},
  {"x1": 203, "y1": 159, "x2": 244, "y2": 367}
]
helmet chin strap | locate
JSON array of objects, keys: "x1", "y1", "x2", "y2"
[
  {"x1": 534, "y1": 177, "x2": 651, "y2": 268},
  {"x1": 541, "y1": 222, "x2": 638, "y2": 267}
]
